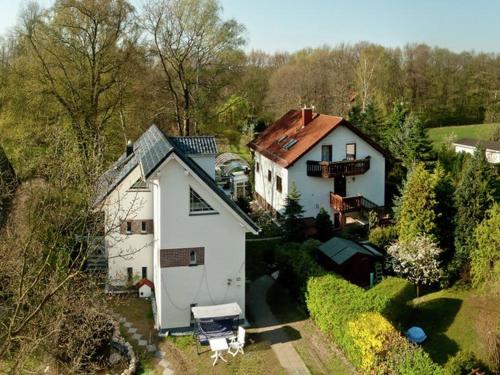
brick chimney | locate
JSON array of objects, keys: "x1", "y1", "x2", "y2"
[{"x1": 302, "y1": 107, "x2": 313, "y2": 126}]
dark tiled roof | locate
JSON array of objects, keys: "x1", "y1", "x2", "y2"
[
  {"x1": 94, "y1": 125, "x2": 173, "y2": 205},
  {"x1": 168, "y1": 136, "x2": 218, "y2": 155},
  {"x1": 94, "y1": 126, "x2": 259, "y2": 233},
  {"x1": 248, "y1": 109, "x2": 389, "y2": 168},
  {"x1": 453, "y1": 138, "x2": 500, "y2": 151}
]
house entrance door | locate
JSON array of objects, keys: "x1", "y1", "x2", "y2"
[{"x1": 334, "y1": 176, "x2": 346, "y2": 197}]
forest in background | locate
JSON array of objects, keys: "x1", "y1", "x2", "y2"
[
  {"x1": 0, "y1": 1, "x2": 498, "y2": 373},
  {"x1": 1, "y1": 0, "x2": 500, "y2": 179}
]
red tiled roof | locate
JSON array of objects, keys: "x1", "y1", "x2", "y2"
[
  {"x1": 136, "y1": 278, "x2": 154, "y2": 289},
  {"x1": 248, "y1": 109, "x2": 389, "y2": 168}
]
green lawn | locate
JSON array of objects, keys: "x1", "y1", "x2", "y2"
[
  {"x1": 427, "y1": 123, "x2": 499, "y2": 150},
  {"x1": 161, "y1": 333, "x2": 285, "y2": 375},
  {"x1": 409, "y1": 287, "x2": 497, "y2": 369}
]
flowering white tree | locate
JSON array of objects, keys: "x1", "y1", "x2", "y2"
[{"x1": 387, "y1": 236, "x2": 443, "y2": 297}]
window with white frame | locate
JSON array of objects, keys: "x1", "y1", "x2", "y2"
[
  {"x1": 346, "y1": 143, "x2": 356, "y2": 160},
  {"x1": 141, "y1": 221, "x2": 147, "y2": 233},
  {"x1": 126, "y1": 221, "x2": 132, "y2": 234}
]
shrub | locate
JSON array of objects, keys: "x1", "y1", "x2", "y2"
[
  {"x1": 368, "y1": 277, "x2": 414, "y2": 323},
  {"x1": 369, "y1": 225, "x2": 398, "y2": 250},
  {"x1": 347, "y1": 312, "x2": 396, "y2": 371},
  {"x1": 276, "y1": 239, "x2": 323, "y2": 306},
  {"x1": 315, "y1": 207, "x2": 333, "y2": 242},
  {"x1": 306, "y1": 274, "x2": 442, "y2": 374},
  {"x1": 444, "y1": 351, "x2": 486, "y2": 375}
]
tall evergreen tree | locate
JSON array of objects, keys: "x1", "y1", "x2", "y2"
[
  {"x1": 452, "y1": 148, "x2": 496, "y2": 275},
  {"x1": 281, "y1": 183, "x2": 305, "y2": 242},
  {"x1": 434, "y1": 167, "x2": 456, "y2": 258},
  {"x1": 388, "y1": 113, "x2": 432, "y2": 167},
  {"x1": 471, "y1": 203, "x2": 500, "y2": 288},
  {"x1": 395, "y1": 163, "x2": 441, "y2": 243},
  {"x1": 315, "y1": 207, "x2": 333, "y2": 242},
  {"x1": 348, "y1": 102, "x2": 384, "y2": 141}
]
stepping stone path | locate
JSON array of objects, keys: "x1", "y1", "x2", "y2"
[{"x1": 116, "y1": 314, "x2": 174, "y2": 374}]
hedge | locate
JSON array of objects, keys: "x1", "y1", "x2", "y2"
[
  {"x1": 275, "y1": 239, "x2": 324, "y2": 306},
  {"x1": 306, "y1": 274, "x2": 442, "y2": 374}
]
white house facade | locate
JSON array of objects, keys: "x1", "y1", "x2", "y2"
[
  {"x1": 249, "y1": 108, "x2": 389, "y2": 226},
  {"x1": 95, "y1": 125, "x2": 258, "y2": 332},
  {"x1": 452, "y1": 138, "x2": 500, "y2": 164}
]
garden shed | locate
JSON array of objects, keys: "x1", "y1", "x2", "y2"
[{"x1": 318, "y1": 237, "x2": 383, "y2": 287}]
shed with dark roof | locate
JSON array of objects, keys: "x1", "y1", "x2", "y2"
[{"x1": 317, "y1": 237, "x2": 383, "y2": 287}]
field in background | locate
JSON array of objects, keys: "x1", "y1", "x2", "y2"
[{"x1": 428, "y1": 123, "x2": 499, "y2": 150}]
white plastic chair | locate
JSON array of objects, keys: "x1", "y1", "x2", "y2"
[{"x1": 228, "y1": 326, "x2": 245, "y2": 356}]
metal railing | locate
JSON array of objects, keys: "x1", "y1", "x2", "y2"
[{"x1": 306, "y1": 157, "x2": 370, "y2": 178}]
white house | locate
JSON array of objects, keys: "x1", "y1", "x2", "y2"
[
  {"x1": 452, "y1": 138, "x2": 500, "y2": 164},
  {"x1": 94, "y1": 125, "x2": 259, "y2": 333},
  {"x1": 248, "y1": 108, "x2": 389, "y2": 227}
]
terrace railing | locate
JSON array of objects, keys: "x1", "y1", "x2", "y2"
[{"x1": 306, "y1": 157, "x2": 370, "y2": 178}]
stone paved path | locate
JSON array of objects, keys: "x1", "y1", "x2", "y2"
[
  {"x1": 116, "y1": 314, "x2": 173, "y2": 374},
  {"x1": 247, "y1": 275, "x2": 311, "y2": 375}
]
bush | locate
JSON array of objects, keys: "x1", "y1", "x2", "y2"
[
  {"x1": 444, "y1": 351, "x2": 487, "y2": 375},
  {"x1": 369, "y1": 225, "x2": 398, "y2": 250},
  {"x1": 276, "y1": 239, "x2": 324, "y2": 306},
  {"x1": 306, "y1": 274, "x2": 442, "y2": 374},
  {"x1": 368, "y1": 277, "x2": 414, "y2": 323},
  {"x1": 347, "y1": 312, "x2": 396, "y2": 371},
  {"x1": 315, "y1": 207, "x2": 333, "y2": 241}
]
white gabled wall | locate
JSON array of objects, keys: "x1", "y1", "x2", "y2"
[
  {"x1": 255, "y1": 124, "x2": 386, "y2": 218},
  {"x1": 253, "y1": 152, "x2": 288, "y2": 214},
  {"x1": 103, "y1": 166, "x2": 154, "y2": 286},
  {"x1": 153, "y1": 155, "x2": 246, "y2": 330}
]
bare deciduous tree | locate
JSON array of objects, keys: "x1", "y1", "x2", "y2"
[{"x1": 143, "y1": 0, "x2": 245, "y2": 136}]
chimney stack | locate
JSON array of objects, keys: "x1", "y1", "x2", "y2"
[
  {"x1": 302, "y1": 106, "x2": 313, "y2": 126},
  {"x1": 126, "y1": 140, "x2": 133, "y2": 157}
]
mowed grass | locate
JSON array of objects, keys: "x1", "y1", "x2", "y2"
[
  {"x1": 161, "y1": 333, "x2": 285, "y2": 375},
  {"x1": 409, "y1": 287, "x2": 499, "y2": 369},
  {"x1": 428, "y1": 123, "x2": 499, "y2": 150}
]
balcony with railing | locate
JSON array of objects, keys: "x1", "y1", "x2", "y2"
[
  {"x1": 329, "y1": 192, "x2": 380, "y2": 214},
  {"x1": 306, "y1": 157, "x2": 370, "y2": 178}
]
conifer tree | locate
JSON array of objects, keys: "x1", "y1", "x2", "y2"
[
  {"x1": 388, "y1": 113, "x2": 433, "y2": 167},
  {"x1": 471, "y1": 203, "x2": 500, "y2": 288},
  {"x1": 452, "y1": 148, "x2": 495, "y2": 274},
  {"x1": 315, "y1": 207, "x2": 333, "y2": 242},
  {"x1": 395, "y1": 163, "x2": 441, "y2": 243},
  {"x1": 281, "y1": 183, "x2": 305, "y2": 242}
]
